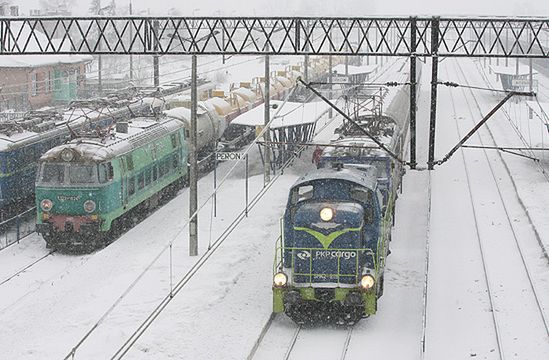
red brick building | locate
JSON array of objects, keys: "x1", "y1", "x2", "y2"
[{"x1": 0, "y1": 54, "x2": 93, "y2": 111}]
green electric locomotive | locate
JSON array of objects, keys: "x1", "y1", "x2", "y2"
[{"x1": 35, "y1": 117, "x2": 188, "y2": 248}]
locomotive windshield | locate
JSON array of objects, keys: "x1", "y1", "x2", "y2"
[
  {"x1": 290, "y1": 185, "x2": 313, "y2": 205},
  {"x1": 39, "y1": 163, "x2": 99, "y2": 185},
  {"x1": 68, "y1": 165, "x2": 96, "y2": 184},
  {"x1": 41, "y1": 163, "x2": 65, "y2": 183}
]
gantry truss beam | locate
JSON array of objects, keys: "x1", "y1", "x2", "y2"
[{"x1": 1, "y1": 16, "x2": 549, "y2": 57}]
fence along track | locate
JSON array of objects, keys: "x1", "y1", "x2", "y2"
[{"x1": 0, "y1": 207, "x2": 36, "y2": 251}]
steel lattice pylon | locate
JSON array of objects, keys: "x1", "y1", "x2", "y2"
[
  {"x1": 1, "y1": 16, "x2": 544, "y2": 169},
  {"x1": 1, "y1": 16, "x2": 549, "y2": 57}
]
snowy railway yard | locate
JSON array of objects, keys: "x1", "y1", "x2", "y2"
[
  {"x1": 0, "y1": 56, "x2": 548, "y2": 360},
  {"x1": 1, "y1": 21, "x2": 549, "y2": 360}
]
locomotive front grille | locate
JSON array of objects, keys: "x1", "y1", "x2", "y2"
[
  {"x1": 315, "y1": 288, "x2": 335, "y2": 302},
  {"x1": 65, "y1": 222, "x2": 74, "y2": 233}
]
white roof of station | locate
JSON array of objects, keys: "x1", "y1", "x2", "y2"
[
  {"x1": 332, "y1": 64, "x2": 377, "y2": 76},
  {"x1": 230, "y1": 100, "x2": 331, "y2": 129},
  {"x1": 489, "y1": 65, "x2": 538, "y2": 76}
]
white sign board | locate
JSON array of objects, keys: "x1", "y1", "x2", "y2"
[
  {"x1": 511, "y1": 78, "x2": 538, "y2": 88},
  {"x1": 216, "y1": 152, "x2": 244, "y2": 161},
  {"x1": 332, "y1": 75, "x2": 350, "y2": 84}
]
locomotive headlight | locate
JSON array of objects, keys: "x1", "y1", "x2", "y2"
[
  {"x1": 83, "y1": 200, "x2": 96, "y2": 213},
  {"x1": 61, "y1": 149, "x2": 74, "y2": 162},
  {"x1": 40, "y1": 199, "x2": 53, "y2": 212},
  {"x1": 360, "y1": 275, "x2": 375, "y2": 290},
  {"x1": 320, "y1": 207, "x2": 334, "y2": 222},
  {"x1": 273, "y1": 272, "x2": 288, "y2": 287}
]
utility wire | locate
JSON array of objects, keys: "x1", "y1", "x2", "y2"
[{"x1": 62, "y1": 84, "x2": 299, "y2": 360}]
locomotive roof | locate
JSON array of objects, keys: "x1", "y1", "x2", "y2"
[
  {"x1": 0, "y1": 99, "x2": 159, "y2": 151},
  {"x1": 323, "y1": 137, "x2": 390, "y2": 158},
  {"x1": 40, "y1": 117, "x2": 182, "y2": 163},
  {"x1": 292, "y1": 166, "x2": 378, "y2": 191}
]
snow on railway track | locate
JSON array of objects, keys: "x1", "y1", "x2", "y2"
[
  {"x1": 426, "y1": 59, "x2": 549, "y2": 360},
  {"x1": 248, "y1": 315, "x2": 354, "y2": 360}
]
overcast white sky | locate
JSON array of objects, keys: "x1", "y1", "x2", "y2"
[
  {"x1": 17, "y1": 0, "x2": 549, "y2": 17},
  {"x1": 16, "y1": 0, "x2": 549, "y2": 16}
]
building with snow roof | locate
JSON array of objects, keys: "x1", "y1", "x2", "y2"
[{"x1": 0, "y1": 24, "x2": 92, "y2": 111}]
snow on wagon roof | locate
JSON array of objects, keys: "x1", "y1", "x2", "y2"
[
  {"x1": 231, "y1": 100, "x2": 331, "y2": 129},
  {"x1": 332, "y1": 64, "x2": 377, "y2": 76}
]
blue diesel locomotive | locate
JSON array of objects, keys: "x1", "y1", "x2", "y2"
[
  {"x1": 271, "y1": 59, "x2": 418, "y2": 324},
  {"x1": 272, "y1": 165, "x2": 389, "y2": 325}
]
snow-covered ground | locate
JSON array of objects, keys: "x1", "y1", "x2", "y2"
[{"x1": 0, "y1": 55, "x2": 548, "y2": 360}]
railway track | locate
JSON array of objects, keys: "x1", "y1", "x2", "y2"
[
  {"x1": 2, "y1": 59, "x2": 412, "y2": 359},
  {"x1": 0, "y1": 250, "x2": 55, "y2": 287},
  {"x1": 247, "y1": 314, "x2": 354, "y2": 360},
  {"x1": 444, "y1": 59, "x2": 549, "y2": 359}
]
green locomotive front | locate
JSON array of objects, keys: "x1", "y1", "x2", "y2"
[
  {"x1": 272, "y1": 166, "x2": 390, "y2": 325},
  {"x1": 35, "y1": 117, "x2": 187, "y2": 248}
]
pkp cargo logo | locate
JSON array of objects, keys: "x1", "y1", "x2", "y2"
[{"x1": 296, "y1": 250, "x2": 311, "y2": 260}]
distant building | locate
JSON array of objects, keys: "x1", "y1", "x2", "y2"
[
  {"x1": 0, "y1": 3, "x2": 19, "y2": 16},
  {"x1": 0, "y1": 21, "x2": 93, "y2": 111},
  {"x1": 0, "y1": 55, "x2": 93, "y2": 110}
]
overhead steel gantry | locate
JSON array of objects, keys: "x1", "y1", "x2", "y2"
[{"x1": 2, "y1": 16, "x2": 549, "y2": 168}]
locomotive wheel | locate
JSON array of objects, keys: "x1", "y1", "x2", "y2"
[
  {"x1": 285, "y1": 303, "x2": 327, "y2": 326},
  {"x1": 43, "y1": 235, "x2": 56, "y2": 249},
  {"x1": 337, "y1": 307, "x2": 363, "y2": 326}
]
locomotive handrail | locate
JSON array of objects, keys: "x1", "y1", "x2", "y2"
[{"x1": 280, "y1": 245, "x2": 377, "y2": 286}]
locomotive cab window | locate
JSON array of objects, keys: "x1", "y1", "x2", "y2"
[
  {"x1": 290, "y1": 185, "x2": 313, "y2": 205},
  {"x1": 69, "y1": 164, "x2": 97, "y2": 184},
  {"x1": 351, "y1": 187, "x2": 375, "y2": 224},
  {"x1": 171, "y1": 134, "x2": 179, "y2": 148},
  {"x1": 98, "y1": 163, "x2": 114, "y2": 183},
  {"x1": 138, "y1": 173, "x2": 145, "y2": 190},
  {"x1": 350, "y1": 187, "x2": 371, "y2": 204},
  {"x1": 172, "y1": 153, "x2": 179, "y2": 169},
  {"x1": 126, "y1": 155, "x2": 134, "y2": 171},
  {"x1": 145, "y1": 169, "x2": 151, "y2": 186},
  {"x1": 128, "y1": 177, "x2": 135, "y2": 195},
  {"x1": 41, "y1": 163, "x2": 65, "y2": 183}
]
